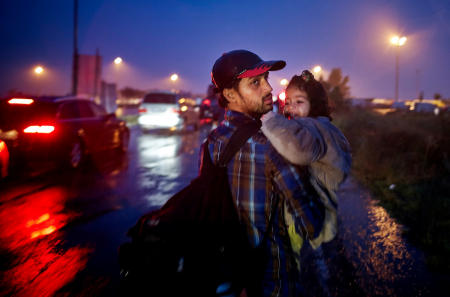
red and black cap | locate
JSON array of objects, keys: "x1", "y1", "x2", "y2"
[{"x1": 211, "y1": 50, "x2": 286, "y2": 90}]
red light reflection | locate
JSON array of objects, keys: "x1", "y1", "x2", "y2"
[
  {"x1": 200, "y1": 118, "x2": 213, "y2": 125},
  {"x1": 0, "y1": 186, "x2": 92, "y2": 297}
]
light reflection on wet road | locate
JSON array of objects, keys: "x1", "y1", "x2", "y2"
[
  {"x1": 0, "y1": 185, "x2": 91, "y2": 297},
  {"x1": 329, "y1": 178, "x2": 446, "y2": 297},
  {"x1": 0, "y1": 124, "x2": 448, "y2": 296}
]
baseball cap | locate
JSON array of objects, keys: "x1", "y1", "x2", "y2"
[{"x1": 211, "y1": 50, "x2": 286, "y2": 90}]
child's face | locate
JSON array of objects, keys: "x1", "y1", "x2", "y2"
[{"x1": 284, "y1": 87, "x2": 311, "y2": 117}]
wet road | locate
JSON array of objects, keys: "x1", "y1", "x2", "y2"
[
  {"x1": 0, "y1": 125, "x2": 209, "y2": 297},
  {"x1": 0, "y1": 124, "x2": 448, "y2": 296}
]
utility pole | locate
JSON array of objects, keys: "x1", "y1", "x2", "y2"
[
  {"x1": 415, "y1": 69, "x2": 420, "y2": 99},
  {"x1": 72, "y1": 0, "x2": 79, "y2": 96},
  {"x1": 94, "y1": 48, "x2": 101, "y2": 100},
  {"x1": 395, "y1": 47, "x2": 399, "y2": 101}
]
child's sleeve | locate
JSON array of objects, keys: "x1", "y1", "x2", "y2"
[{"x1": 261, "y1": 112, "x2": 326, "y2": 165}]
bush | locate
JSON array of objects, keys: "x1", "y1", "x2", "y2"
[{"x1": 334, "y1": 108, "x2": 450, "y2": 272}]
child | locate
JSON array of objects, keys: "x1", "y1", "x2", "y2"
[{"x1": 261, "y1": 70, "x2": 351, "y2": 264}]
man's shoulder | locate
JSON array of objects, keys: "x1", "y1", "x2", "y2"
[
  {"x1": 207, "y1": 123, "x2": 274, "y2": 157},
  {"x1": 207, "y1": 122, "x2": 234, "y2": 143},
  {"x1": 210, "y1": 123, "x2": 269, "y2": 142}
]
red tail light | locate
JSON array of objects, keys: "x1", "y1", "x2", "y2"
[
  {"x1": 138, "y1": 108, "x2": 147, "y2": 113},
  {"x1": 24, "y1": 125, "x2": 55, "y2": 134},
  {"x1": 203, "y1": 99, "x2": 211, "y2": 106},
  {"x1": 8, "y1": 98, "x2": 34, "y2": 105},
  {"x1": 278, "y1": 91, "x2": 286, "y2": 102},
  {"x1": 0, "y1": 140, "x2": 6, "y2": 152}
]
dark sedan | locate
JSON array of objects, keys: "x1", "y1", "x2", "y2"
[{"x1": 0, "y1": 96, "x2": 129, "y2": 174}]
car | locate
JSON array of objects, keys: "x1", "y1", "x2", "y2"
[
  {"x1": 0, "y1": 96, "x2": 129, "y2": 172},
  {"x1": 138, "y1": 92, "x2": 182, "y2": 131},
  {"x1": 138, "y1": 91, "x2": 199, "y2": 131},
  {"x1": 0, "y1": 139, "x2": 9, "y2": 178},
  {"x1": 199, "y1": 97, "x2": 224, "y2": 123},
  {"x1": 391, "y1": 101, "x2": 409, "y2": 110},
  {"x1": 178, "y1": 97, "x2": 200, "y2": 130},
  {"x1": 410, "y1": 102, "x2": 440, "y2": 115}
]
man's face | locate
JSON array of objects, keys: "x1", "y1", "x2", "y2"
[{"x1": 231, "y1": 72, "x2": 274, "y2": 118}]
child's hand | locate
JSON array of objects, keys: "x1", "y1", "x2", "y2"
[{"x1": 261, "y1": 111, "x2": 276, "y2": 123}]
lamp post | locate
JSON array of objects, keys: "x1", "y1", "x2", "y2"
[
  {"x1": 72, "y1": 0, "x2": 79, "y2": 96},
  {"x1": 390, "y1": 35, "x2": 407, "y2": 101},
  {"x1": 112, "y1": 57, "x2": 123, "y2": 91},
  {"x1": 170, "y1": 73, "x2": 179, "y2": 93},
  {"x1": 33, "y1": 65, "x2": 45, "y2": 95}
]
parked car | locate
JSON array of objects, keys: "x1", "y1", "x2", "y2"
[
  {"x1": 0, "y1": 96, "x2": 129, "y2": 171},
  {"x1": 138, "y1": 92, "x2": 199, "y2": 131},
  {"x1": 391, "y1": 101, "x2": 409, "y2": 110},
  {"x1": 410, "y1": 102, "x2": 440, "y2": 115}
]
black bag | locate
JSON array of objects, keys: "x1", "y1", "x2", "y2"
[{"x1": 118, "y1": 122, "x2": 262, "y2": 297}]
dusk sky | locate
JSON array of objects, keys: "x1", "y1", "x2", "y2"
[{"x1": 1, "y1": 0, "x2": 449, "y2": 99}]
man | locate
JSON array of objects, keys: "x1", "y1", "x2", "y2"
[{"x1": 201, "y1": 50, "x2": 326, "y2": 296}]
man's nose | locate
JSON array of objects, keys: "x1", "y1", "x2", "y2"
[{"x1": 262, "y1": 77, "x2": 273, "y2": 93}]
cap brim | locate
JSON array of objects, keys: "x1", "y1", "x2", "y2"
[{"x1": 237, "y1": 60, "x2": 286, "y2": 79}]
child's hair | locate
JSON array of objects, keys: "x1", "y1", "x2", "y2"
[{"x1": 286, "y1": 70, "x2": 332, "y2": 119}]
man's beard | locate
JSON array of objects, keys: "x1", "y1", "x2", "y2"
[{"x1": 253, "y1": 93, "x2": 273, "y2": 117}]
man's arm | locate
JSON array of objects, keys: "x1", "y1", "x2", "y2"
[{"x1": 261, "y1": 112, "x2": 326, "y2": 165}]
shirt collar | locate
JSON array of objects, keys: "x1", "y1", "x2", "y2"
[{"x1": 224, "y1": 109, "x2": 262, "y2": 128}]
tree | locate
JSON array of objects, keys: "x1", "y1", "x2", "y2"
[
  {"x1": 433, "y1": 93, "x2": 442, "y2": 100},
  {"x1": 320, "y1": 68, "x2": 351, "y2": 111},
  {"x1": 327, "y1": 68, "x2": 350, "y2": 98}
]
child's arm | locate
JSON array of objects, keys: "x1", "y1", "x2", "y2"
[{"x1": 261, "y1": 111, "x2": 326, "y2": 165}]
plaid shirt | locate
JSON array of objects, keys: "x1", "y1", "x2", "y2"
[{"x1": 200, "y1": 110, "x2": 323, "y2": 297}]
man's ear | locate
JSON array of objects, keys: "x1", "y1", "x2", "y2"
[{"x1": 223, "y1": 87, "x2": 237, "y2": 103}]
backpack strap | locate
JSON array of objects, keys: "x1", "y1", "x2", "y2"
[
  {"x1": 218, "y1": 119, "x2": 261, "y2": 166},
  {"x1": 217, "y1": 118, "x2": 278, "y2": 242},
  {"x1": 203, "y1": 117, "x2": 276, "y2": 241}
]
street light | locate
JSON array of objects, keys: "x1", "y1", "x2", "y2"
[
  {"x1": 312, "y1": 65, "x2": 322, "y2": 75},
  {"x1": 280, "y1": 78, "x2": 288, "y2": 86},
  {"x1": 34, "y1": 66, "x2": 44, "y2": 75},
  {"x1": 390, "y1": 36, "x2": 407, "y2": 46},
  {"x1": 390, "y1": 35, "x2": 407, "y2": 101},
  {"x1": 114, "y1": 57, "x2": 123, "y2": 65},
  {"x1": 170, "y1": 73, "x2": 179, "y2": 82}
]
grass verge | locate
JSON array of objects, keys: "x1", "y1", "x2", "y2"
[{"x1": 334, "y1": 108, "x2": 450, "y2": 272}]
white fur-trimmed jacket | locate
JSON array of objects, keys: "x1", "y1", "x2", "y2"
[{"x1": 261, "y1": 111, "x2": 352, "y2": 247}]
